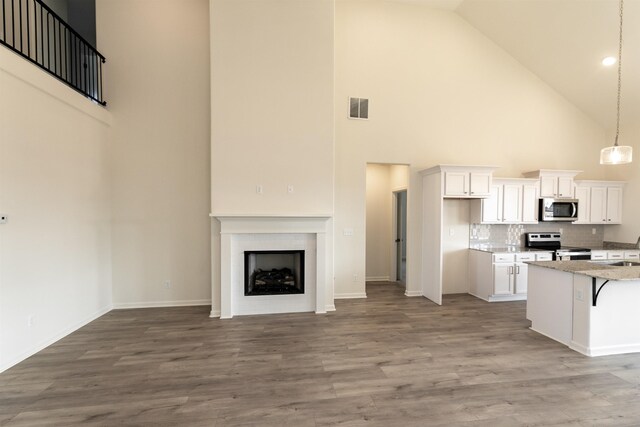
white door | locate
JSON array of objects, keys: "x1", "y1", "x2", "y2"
[
  {"x1": 606, "y1": 187, "x2": 623, "y2": 224},
  {"x1": 493, "y1": 264, "x2": 513, "y2": 295},
  {"x1": 557, "y1": 177, "x2": 573, "y2": 198},
  {"x1": 469, "y1": 172, "x2": 492, "y2": 197},
  {"x1": 444, "y1": 172, "x2": 469, "y2": 197},
  {"x1": 539, "y1": 176, "x2": 556, "y2": 198},
  {"x1": 590, "y1": 187, "x2": 607, "y2": 223},
  {"x1": 514, "y1": 263, "x2": 528, "y2": 294},
  {"x1": 502, "y1": 184, "x2": 521, "y2": 223},
  {"x1": 482, "y1": 185, "x2": 502, "y2": 223}
]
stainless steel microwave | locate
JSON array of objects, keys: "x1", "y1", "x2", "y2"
[{"x1": 539, "y1": 198, "x2": 578, "y2": 222}]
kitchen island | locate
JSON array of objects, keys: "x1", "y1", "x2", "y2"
[{"x1": 527, "y1": 260, "x2": 640, "y2": 357}]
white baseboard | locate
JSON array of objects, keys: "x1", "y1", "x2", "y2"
[
  {"x1": 325, "y1": 304, "x2": 336, "y2": 312},
  {"x1": 112, "y1": 299, "x2": 211, "y2": 309},
  {"x1": 404, "y1": 290, "x2": 423, "y2": 297},
  {"x1": 209, "y1": 309, "x2": 221, "y2": 318},
  {"x1": 365, "y1": 276, "x2": 390, "y2": 282},
  {"x1": 570, "y1": 341, "x2": 640, "y2": 357},
  {"x1": 334, "y1": 292, "x2": 367, "y2": 299},
  {"x1": 0, "y1": 305, "x2": 112, "y2": 374}
]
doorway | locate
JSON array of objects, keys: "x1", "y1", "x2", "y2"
[
  {"x1": 393, "y1": 190, "x2": 407, "y2": 284},
  {"x1": 365, "y1": 164, "x2": 409, "y2": 294}
]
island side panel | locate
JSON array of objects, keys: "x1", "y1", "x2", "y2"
[
  {"x1": 573, "y1": 275, "x2": 640, "y2": 357},
  {"x1": 527, "y1": 265, "x2": 574, "y2": 345}
]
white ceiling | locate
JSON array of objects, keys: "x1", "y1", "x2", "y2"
[
  {"x1": 393, "y1": 0, "x2": 640, "y2": 132},
  {"x1": 454, "y1": 0, "x2": 640, "y2": 132}
]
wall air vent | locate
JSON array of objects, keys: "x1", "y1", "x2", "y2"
[{"x1": 349, "y1": 97, "x2": 369, "y2": 119}]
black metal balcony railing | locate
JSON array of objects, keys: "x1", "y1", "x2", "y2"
[{"x1": 0, "y1": 0, "x2": 106, "y2": 105}]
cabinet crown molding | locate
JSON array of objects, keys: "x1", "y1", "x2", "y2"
[{"x1": 522, "y1": 169, "x2": 582, "y2": 179}]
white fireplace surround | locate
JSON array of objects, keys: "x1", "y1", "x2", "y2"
[{"x1": 211, "y1": 215, "x2": 332, "y2": 319}]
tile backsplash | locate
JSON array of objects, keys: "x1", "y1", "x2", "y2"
[{"x1": 470, "y1": 223, "x2": 605, "y2": 248}]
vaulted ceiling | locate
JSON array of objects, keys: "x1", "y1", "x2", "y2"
[{"x1": 398, "y1": 0, "x2": 640, "y2": 133}]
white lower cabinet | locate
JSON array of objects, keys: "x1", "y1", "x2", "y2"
[
  {"x1": 469, "y1": 250, "x2": 549, "y2": 302},
  {"x1": 591, "y1": 250, "x2": 640, "y2": 261}
]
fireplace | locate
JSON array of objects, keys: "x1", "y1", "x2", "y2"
[
  {"x1": 244, "y1": 250, "x2": 305, "y2": 296},
  {"x1": 211, "y1": 215, "x2": 331, "y2": 318}
]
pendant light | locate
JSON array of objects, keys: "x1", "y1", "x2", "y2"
[{"x1": 600, "y1": 0, "x2": 633, "y2": 165}]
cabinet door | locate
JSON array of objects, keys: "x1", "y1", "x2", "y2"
[
  {"x1": 502, "y1": 184, "x2": 521, "y2": 223},
  {"x1": 493, "y1": 264, "x2": 513, "y2": 295},
  {"x1": 608, "y1": 251, "x2": 624, "y2": 260},
  {"x1": 590, "y1": 187, "x2": 607, "y2": 223},
  {"x1": 606, "y1": 187, "x2": 623, "y2": 223},
  {"x1": 574, "y1": 186, "x2": 591, "y2": 224},
  {"x1": 521, "y1": 184, "x2": 538, "y2": 223},
  {"x1": 557, "y1": 177, "x2": 573, "y2": 198},
  {"x1": 481, "y1": 185, "x2": 502, "y2": 223},
  {"x1": 514, "y1": 263, "x2": 528, "y2": 294},
  {"x1": 539, "y1": 176, "x2": 557, "y2": 198},
  {"x1": 444, "y1": 172, "x2": 469, "y2": 197},
  {"x1": 469, "y1": 172, "x2": 492, "y2": 197},
  {"x1": 624, "y1": 251, "x2": 640, "y2": 260}
]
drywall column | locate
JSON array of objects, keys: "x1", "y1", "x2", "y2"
[{"x1": 209, "y1": 0, "x2": 335, "y2": 314}]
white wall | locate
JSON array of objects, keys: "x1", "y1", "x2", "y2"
[
  {"x1": 0, "y1": 48, "x2": 112, "y2": 372},
  {"x1": 210, "y1": 0, "x2": 334, "y2": 216},
  {"x1": 365, "y1": 164, "x2": 392, "y2": 281},
  {"x1": 97, "y1": 0, "x2": 211, "y2": 308},
  {"x1": 603, "y1": 125, "x2": 640, "y2": 244},
  {"x1": 334, "y1": 1, "x2": 607, "y2": 298}
]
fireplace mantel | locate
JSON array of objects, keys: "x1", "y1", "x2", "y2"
[{"x1": 211, "y1": 214, "x2": 332, "y2": 319}]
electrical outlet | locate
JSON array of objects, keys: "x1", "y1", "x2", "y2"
[
  {"x1": 27, "y1": 315, "x2": 35, "y2": 327},
  {"x1": 559, "y1": 228, "x2": 563, "y2": 234},
  {"x1": 352, "y1": 274, "x2": 358, "y2": 283},
  {"x1": 343, "y1": 228, "x2": 354, "y2": 237},
  {"x1": 0, "y1": 214, "x2": 7, "y2": 224},
  {"x1": 449, "y1": 227, "x2": 455, "y2": 237},
  {"x1": 256, "y1": 185, "x2": 263, "y2": 194},
  {"x1": 592, "y1": 228, "x2": 596, "y2": 235},
  {"x1": 164, "y1": 280, "x2": 171, "y2": 289},
  {"x1": 287, "y1": 184, "x2": 294, "y2": 193},
  {"x1": 576, "y1": 289, "x2": 584, "y2": 301}
]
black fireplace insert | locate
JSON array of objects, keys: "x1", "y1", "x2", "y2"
[{"x1": 244, "y1": 250, "x2": 305, "y2": 296}]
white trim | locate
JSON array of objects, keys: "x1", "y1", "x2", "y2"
[
  {"x1": 334, "y1": 292, "x2": 367, "y2": 299},
  {"x1": 0, "y1": 305, "x2": 111, "y2": 374},
  {"x1": 325, "y1": 304, "x2": 336, "y2": 312},
  {"x1": 113, "y1": 300, "x2": 211, "y2": 309},
  {"x1": 404, "y1": 290, "x2": 423, "y2": 297},
  {"x1": 210, "y1": 309, "x2": 221, "y2": 318},
  {"x1": 570, "y1": 341, "x2": 640, "y2": 357},
  {"x1": 366, "y1": 276, "x2": 390, "y2": 282}
]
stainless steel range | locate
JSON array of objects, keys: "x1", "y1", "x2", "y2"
[{"x1": 525, "y1": 232, "x2": 591, "y2": 260}]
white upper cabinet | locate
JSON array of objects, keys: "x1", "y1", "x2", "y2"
[
  {"x1": 470, "y1": 178, "x2": 538, "y2": 224},
  {"x1": 421, "y1": 165, "x2": 499, "y2": 199},
  {"x1": 575, "y1": 181, "x2": 624, "y2": 225},
  {"x1": 523, "y1": 169, "x2": 581, "y2": 199}
]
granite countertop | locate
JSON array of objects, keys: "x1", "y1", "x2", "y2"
[
  {"x1": 527, "y1": 260, "x2": 640, "y2": 281},
  {"x1": 469, "y1": 245, "x2": 552, "y2": 253}
]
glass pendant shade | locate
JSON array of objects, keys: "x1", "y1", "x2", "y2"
[{"x1": 600, "y1": 144, "x2": 633, "y2": 165}]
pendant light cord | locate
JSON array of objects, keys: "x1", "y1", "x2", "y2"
[{"x1": 615, "y1": 0, "x2": 624, "y2": 146}]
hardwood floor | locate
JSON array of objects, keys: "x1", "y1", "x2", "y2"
[{"x1": 3, "y1": 282, "x2": 640, "y2": 426}]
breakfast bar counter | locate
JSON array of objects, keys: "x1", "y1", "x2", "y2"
[{"x1": 526, "y1": 261, "x2": 640, "y2": 357}]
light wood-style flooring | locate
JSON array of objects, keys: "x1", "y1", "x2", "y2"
[{"x1": 2, "y1": 282, "x2": 640, "y2": 426}]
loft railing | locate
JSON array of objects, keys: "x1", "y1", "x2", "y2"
[{"x1": 0, "y1": 0, "x2": 106, "y2": 105}]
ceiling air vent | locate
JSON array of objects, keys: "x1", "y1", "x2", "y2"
[{"x1": 349, "y1": 97, "x2": 369, "y2": 119}]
